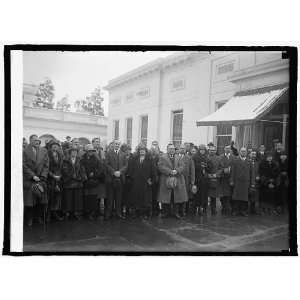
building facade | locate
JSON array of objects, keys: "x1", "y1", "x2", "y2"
[
  {"x1": 23, "y1": 83, "x2": 108, "y2": 146},
  {"x1": 105, "y1": 51, "x2": 289, "y2": 152}
]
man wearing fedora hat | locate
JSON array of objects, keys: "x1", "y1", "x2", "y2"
[
  {"x1": 81, "y1": 144, "x2": 106, "y2": 220},
  {"x1": 47, "y1": 140, "x2": 64, "y2": 222},
  {"x1": 23, "y1": 134, "x2": 49, "y2": 226}
]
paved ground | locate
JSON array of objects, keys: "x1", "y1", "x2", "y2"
[{"x1": 23, "y1": 213, "x2": 290, "y2": 253}]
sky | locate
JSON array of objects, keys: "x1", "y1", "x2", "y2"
[{"x1": 23, "y1": 51, "x2": 174, "y2": 115}]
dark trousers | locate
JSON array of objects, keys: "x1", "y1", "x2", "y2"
[
  {"x1": 220, "y1": 196, "x2": 231, "y2": 214},
  {"x1": 162, "y1": 190, "x2": 182, "y2": 217},
  {"x1": 249, "y1": 190, "x2": 259, "y2": 214},
  {"x1": 105, "y1": 183, "x2": 123, "y2": 218},
  {"x1": 232, "y1": 200, "x2": 248, "y2": 214},
  {"x1": 210, "y1": 197, "x2": 217, "y2": 214},
  {"x1": 24, "y1": 204, "x2": 46, "y2": 223},
  {"x1": 151, "y1": 182, "x2": 160, "y2": 215}
]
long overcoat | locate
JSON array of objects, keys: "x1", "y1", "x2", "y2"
[
  {"x1": 93, "y1": 151, "x2": 107, "y2": 198},
  {"x1": 127, "y1": 154, "x2": 156, "y2": 209},
  {"x1": 23, "y1": 145, "x2": 49, "y2": 207},
  {"x1": 48, "y1": 150, "x2": 63, "y2": 210},
  {"x1": 259, "y1": 160, "x2": 279, "y2": 204},
  {"x1": 207, "y1": 154, "x2": 222, "y2": 198},
  {"x1": 105, "y1": 150, "x2": 128, "y2": 185},
  {"x1": 80, "y1": 153, "x2": 105, "y2": 196},
  {"x1": 193, "y1": 153, "x2": 211, "y2": 206},
  {"x1": 61, "y1": 157, "x2": 86, "y2": 189},
  {"x1": 157, "y1": 154, "x2": 188, "y2": 204},
  {"x1": 230, "y1": 157, "x2": 250, "y2": 202},
  {"x1": 218, "y1": 154, "x2": 235, "y2": 197},
  {"x1": 179, "y1": 154, "x2": 195, "y2": 198}
]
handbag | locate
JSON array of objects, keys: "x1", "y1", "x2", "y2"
[
  {"x1": 32, "y1": 182, "x2": 44, "y2": 199},
  {"x1": 166, "y1": 176, "x2": 177, "y2": 189}
]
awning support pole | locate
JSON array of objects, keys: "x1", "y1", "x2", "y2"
[{"x1": 282, "y1": 114, "x2": 288, "y2": 149}]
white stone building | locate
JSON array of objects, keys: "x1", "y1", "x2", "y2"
[
  {"x1": 23, "y1": 83, "x2": 108, "y2": 146},
  {"x1": 104, "y1": 51, "x2": 289, "y2": 153}
]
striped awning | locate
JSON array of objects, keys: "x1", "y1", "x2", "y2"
[{"x1": 196, "y1": 87, "x2": 288, "y2": 126}]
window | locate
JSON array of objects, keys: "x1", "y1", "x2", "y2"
[
  {"x1": 171, "y1": 78, "x2": 185, "y2": 91},
  {"x1": 113, "y1": 120, "x2": 119, "y2": 140},
  {"x1": 217, "y1": 62, "x2": 234, "y2": 75},
  {"x1": 126, "y1": 118, "x2": 133, "y2": 146},
  {"x1": 140, "y1": 115, "x2": 148, "y2": 146},
  {"x1": 172, "y1": 110, "x2": 183, "y2": 147},
  {"x1": 136, "y1": 87, "x2": 150, "y2": 98},
  {"x1": 216, "y1": 102, "x2": 232, "y2": 154},
  {"x1": 125, "y1": 92, "x2": 134, "y2": 103}
]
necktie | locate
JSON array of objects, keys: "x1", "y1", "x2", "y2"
[{"x1": 32, "y1": 147, "x2": 37, "y2": 160}]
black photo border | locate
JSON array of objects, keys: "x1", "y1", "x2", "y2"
[{"x1": 3, "y1": 44, "x2": 298, "y2": 256}]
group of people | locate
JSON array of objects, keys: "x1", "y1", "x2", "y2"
[{"x1": 22, "y1": 134, "x2": 289, "y2": 227}]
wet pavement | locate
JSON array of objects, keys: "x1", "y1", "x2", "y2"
[{"x1": 23, "y1": 213, "x2": 290, "y2": 253}]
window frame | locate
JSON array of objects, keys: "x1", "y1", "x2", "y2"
[{"x1": 171, "y1": 109, "x2": 183, "y2": 147}]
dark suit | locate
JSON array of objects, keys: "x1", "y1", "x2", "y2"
[
  {"x1": 105, "y1": 150, "x2": 128, "y2": 218},
  {"x1": 23, "y1": 144, "x2": 49, "y2": 207}
]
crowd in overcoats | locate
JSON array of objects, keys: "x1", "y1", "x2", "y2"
[{"x1": 22, "y1": 134, "x2": 289, "y2": 227}]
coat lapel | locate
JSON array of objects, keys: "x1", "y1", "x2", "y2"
[
  {"x1": 165, "y1": 155, "x2": 173, "y2": 169},
  {"x1": 26, "y1": 145, "x2": 37, "y2": 162}
]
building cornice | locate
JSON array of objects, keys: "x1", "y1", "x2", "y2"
[
  {"x1": 104, "y1": 52, "x2": 211, "y2": 90},
  {"x1": 228, "y1": 58, "x2": 289, "y2": 83}
]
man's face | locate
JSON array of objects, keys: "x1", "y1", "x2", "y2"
[
  {"x1": 70, "y1": 150, "x2": 77, "y2": 158},
  {"x1": 152, "y1": 141, "x2": 158, "y2": 148},
  {"x1": 30, "y1": 136, "x2": 40, "y2": 148},
  {"x1": 51, "y1": 144, "x2": 59, "y2": 152},
  {"x1": 66, "y1": 137, "x2": 71, "y2": 142},
  {"x1": 209, "y1": 147, "x2": 216, "y2": 155},
  {"x1": 260, "y1": 145, "x2": 265, "y2": 152},
  {"x1": 184, "y1": 143, "x2": 191, "y2": 152},
  {"x1": 139, "y1": 149, "x2": 146, "y2": 156},
  {"x1": 266, "y1": 155, "x2": 273, "y2": 162},
  {"x1": 280, "y1": 154, "x2": 287, "y2": 161},
  {"x1": 93, "y1": 138, "x2": 100, "y2": 149},
  {"x1": 277, "y1": 143, "x2": 283, "y2": 152},
  {"x1": 114, "y1": 141, "x2": 120, "y2": 151},
  {"x1": 179, "y1": 145, "x2": 185, "y2": 154},
  {"x1": 199, "y1": 149, "x2": 206, "y2": 155},
  {"x1": 191, "y1": 148, "x2": 197, "y2": 156},
  {"x1": 168, "y1": 145, "x2": 175, "y2": 155},
  {"x1": 240, "y1": 148, "x2": 247, "y2": 157},
  {"x1": 250, "y1": 151, "x2": 257, "y2": 159},
  {"x1": 224, "y1": 146, "x2": 231, "y2": 154},
  {"x1": 72, "y1": 139, "x2": 79, "y2": 149}
]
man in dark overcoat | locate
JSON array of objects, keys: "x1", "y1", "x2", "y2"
[
  {"x1": 193, "y1": 144, "x2": 211, "y2": 216},
  {"x1": 257, "y1": 144, "x2": 266, "y2": 163},
  {"x1": 81, "y1": 144, "x2": 106, "y2": 220},
  {"x1": 259, "y1": 152, "x2": 279, "y2": 214},
  {"x1": 23, "y1": 134, "x2": 49, "y2": 226},
  {"x1": 149, "y1": 143, "x2": 161, "y2": 216},
  {"x1": 178, "y1": 144, "x2": 196, "y2": 216},
  {"x1": 105, "y1": 140, "x2": 128, "y2": 220},
  {"x1": 127, "y1": 145, "x2": 156, "y2": 219},
  {"x1": 157, "y1": 144, "x2": 188, "y2": 219},
  {"x1": 61, "y1": 147, "x2": 86, "y2": 220},
  {"x1": 248, "y1": 150, "x2": 260, "y2": 214},
  {"x1": 218, "y1": 145, "x2": 235, "y2": 215},
  {"x1": 230, "y1": 147, "x2": 250, "y2": 216},
  {"x1": 47, "y1": 140, "x2": 64, "y2": 222},
  {"x1": 92, "y1": 137, "x2": 107, "y2": 215},
  {"x1": 207, "y1": 145, "x2": 221, "y2": 215}
]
